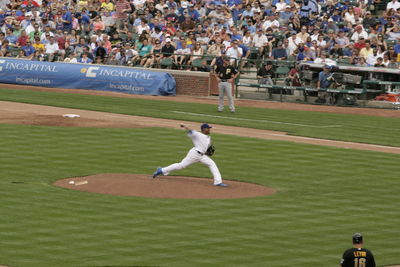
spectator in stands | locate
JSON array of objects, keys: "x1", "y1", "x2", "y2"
[
  {"x1": 45, "y1": 36, "x2": 59, "y2": 61},
  {"x1": 101, "y1": 0, "x2": 115, "y2": 12},
  {"x1": 161, "y1": 38, "x2": 175, "y2": 58},
  {"x1": 174, "y1": 40, "x2": 191, "y2": 69},
  {"x1": 387, "y1": 57, "x2": 399, "y2": 68},
  {"x1": 386, "y1": 0, "x2": 400, "y2": 11},
  {"x1": 386, "y1": 24, "x2": 400, "y2": 40},
  {"x1": 351, "y1": 25, "x2": 368, "y2": 42},
  {"x1": 93, "y1": 41, "x2": 107, "y2": 62},
  {"x1": 382, "y1": 53, "x2": 391, "y2": 66},
  {"x1": 225, "y1": 39, "x2": 242, "y2": 66},
  {"x1": 64, "y1": 52, "x2": 78, "y2": 63},
  {"x1": 316, "y1": 64, "x2": 334, "y2": 103},
  {"x1": 29, "y1": 49, "x2": 43, "y2": 61},
  {"x1": 287, "y1": 63, "x2": 302, "y2": 87},
  {"x1": 79, "y1": 52, "x2": 93, "y2": 63},
  {"x1": 279, "y1": 5, "x2": 294, "y2": 25},
  {"x1": 374, "y1": 56, "x2": 385, "y2": 67},
  {"x1": 180, "y1": 16, "x2": 195, "y2": 33},
  {"x1": 252, "y1": 28, "x2": 268, "y2": 56},
  {"x1": 115, "y1": 0, "x2": 131, "y2": 30},
  {"x1": 17, "y1": 30, "x2": 29, "y2": 47},
  {"x1": 21, "y1": 40, "x2": 35, "y2": 57},
  {"x1": 138, "y1": 38, "x2": 153, "y2": 66},
  {"x1": 271, "y1": 41, "x2": 287, "y2": 60},
  {"x1": 366, "y1": 48, "x2": 378, "y2": 66},
  {"x1": 287, "y1": 32, "x2": 302, "y2": 56},
  {"x1": 5, "y1": 28, "x2": 17, "y2": 45},
  {"x1": 360, "y1": 40, "x2": 374, "y2": 59},
  {"x1": 61, "y1": 7, "x2": 74, "y2": 33},
  {"x1": 187, "y1": 41, "x2": 204, "y2": 67},
  {"x1": 142, "y1": 40, "x2": 161, "y2": 68},
  {"x1": 74, "y1": 37, "x2": 88, "y2": 58},
  {"x1": 115, "y1": 48, "x2": 128, "y2": 65},
  {"x1": 335, "y1": 30, "x2": 350, "y2": 56},
  {"x1": 297, "y1": 25, "x2": 310, "y2": 43},
  {"x1": 257, "y1": 61, "x2": 275, "y2": 85},
  {"x1": 363, "y1": 11, "x2": 377, "y2": 30}
]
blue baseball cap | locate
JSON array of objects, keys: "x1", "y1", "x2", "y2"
[{"x1": 201, "y1": 123, "x2": 212, "y2": 130}]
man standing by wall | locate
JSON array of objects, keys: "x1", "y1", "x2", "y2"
[
  {"x1": 214, "y1": 56, "x2": 239, "y2": 113},
  {"x1": 316, "y1": 64, "x2": 334, "y2": 103}
]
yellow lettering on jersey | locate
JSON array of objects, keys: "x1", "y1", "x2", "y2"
[
  {"x1": 353, "y1": 251, "x2": 367, "y2": 257},
  {"x1": 226, "y1": 69, "x2": 231, "y2": 74}
]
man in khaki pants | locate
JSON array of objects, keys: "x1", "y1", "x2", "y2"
[{"x1": 214, "y1": 56, "x2": 239, "y2": 113}]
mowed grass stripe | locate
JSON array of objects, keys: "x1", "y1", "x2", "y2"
[
  {"x1": 1, "y1": 88, "x2": 400, "y2": 146},
  {"x1": 0, "y1": 118, "x2": 399, "y2": 265}
]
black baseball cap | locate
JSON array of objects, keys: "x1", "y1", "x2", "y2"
[
  {"x1": 201, "y1": 123, "x2": 212, "y2": 130},
  {"x1": 352, "y1": 233, "x2": 363, "y2": 244}
]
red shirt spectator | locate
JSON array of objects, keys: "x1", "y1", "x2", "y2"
[
  {"x1": 17, "y1": 31, "x2": 29, "y2": 47},
  {"x1": 22, "y1": 0, "x2": 40, "y2": 7},
  {"x1": 115, "y1": 0, "x2": 131, "y2": 19},
  {"x1": 354, "y1": 38, "x2": 366, "y2": 50}
]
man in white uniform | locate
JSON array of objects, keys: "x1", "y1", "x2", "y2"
[{"x1": 152, "y1": 123, "x2": 228, "y2": 187}]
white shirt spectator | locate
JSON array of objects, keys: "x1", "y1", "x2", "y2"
[
  {"x1": 242, "y1": 35, "x2": 252, "y2": 47},
  {"x1": 314, "y1": 57, "x2": 336, "y2": 65},
  {"x1": 311, "y1": 33, "x2": 320, "y2": 41},
  {"x1": 222, "y1": 40, "x2": 232, "y2": 48},
  {"x1": 351, "y1": 30, "x2": 369, "y2": 42},
  {"x1": 151, "y1": 31, "x2": 163, "y2": 40},
  {"x1": 175, "y1": 47, "x2": 191, "y2": 55},
  {"x1": 45, "y1": 42, "x2": 59, "y2": 54},
  {"x1": 64, "y1": 57, "x2": 78, "y2": 63},
  {"x1": 366, "y1": 54, "x2": 378, "y2": 66},
  {"x1": 288, "y1": 36, "x2": 302, "y2": 55},
  {"x1": 133, "y1": 0, "x2": 146, "y2": 9},
  {"x1": 40, "y1": 31, "x2": 55, "y2": 41},
  {"x1": 252, "y1": 33, "x2": 268, "y2": 48},
  {"x1": 262, "y1": 19, "x2": 279, "y2": 31},
  {"x1": 25, "y1": 24, "x2": 35, "y2": 35},
  {"x1": 197, "y1": 36, "x2": 210, "y2": 46},
  {"x1": 317, "y1": 39, "x2": 327, "y2": 48},
  {"x1": 276, "y1": 2, "x2": 288, "y2": 12},
  {"x1": 344, "y1": 11, "x2": 356, "y2": 25},
  {"x1": 136, "y1": 24, "x2": 150, "y2": 35},
  {"x1": 386, "y1": 0, "x2": 400, "y2": 10},
  {"x1": 226, "y1": 45, "x2": 243, "y2": 59}
]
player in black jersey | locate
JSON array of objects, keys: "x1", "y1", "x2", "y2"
[{"x1": 340, "y1": 233, "x2": 376, "y2": 267}]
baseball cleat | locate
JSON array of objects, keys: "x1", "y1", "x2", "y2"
[
  {"x1": 152, "y1": 167, "x2": 163, "y2": 178},
  {"x1": 215, "y1": 183, "x2": 228, "y2": 187}
]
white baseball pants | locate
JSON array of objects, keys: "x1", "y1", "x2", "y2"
[
  {"x1": 162, "y1": 148, "x2": 222, "y2": 185},
  {"x1": 218, "y1": 81, "x2": 235, "y2": 112}
]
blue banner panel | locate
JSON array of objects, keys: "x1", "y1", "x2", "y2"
[{"x1": 0, "y1": 58, "x2": 176, "y2": 96}]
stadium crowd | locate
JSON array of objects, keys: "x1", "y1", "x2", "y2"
[{"x1": 1, "y1": 0, "x2": 400, "y2": 70}]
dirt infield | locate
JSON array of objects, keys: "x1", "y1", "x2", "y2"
[
  {"x1": 3, "y1": 83, "x2": 400, "y2": 118},
  {"x1": 1, "y1": 101, "x2": 400, "y2": 154},
  {"x1": 1, "y1": 83, "x2": 400, "y2": 199},
  {"x1": 54, "y1": 174, "x2": 276, "y2": 199}
]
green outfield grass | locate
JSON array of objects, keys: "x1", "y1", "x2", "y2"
[
  {"x1": 1, "y1": 88, "x2": 400, "y2": 147},
  {"x1": 0, "y1": 88, "x2": 399, "y2": 266}
]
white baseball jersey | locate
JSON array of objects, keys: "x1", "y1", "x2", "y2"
[{"x1": 188, "y1": 130, "x2": 211, "y2": 154}]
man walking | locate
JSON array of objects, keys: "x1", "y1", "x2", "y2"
[
  {"x1": 214, "y1": 56, "x2": 239, "y2": 113},
  {"x1": 152, "y1": 123, "x2": 227, "y2": 187},
  {"x1": 340, "y1": 233, "x2": 376, "y2": 267}
]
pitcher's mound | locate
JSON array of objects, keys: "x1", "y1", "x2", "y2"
[{"x1": 54, "y1": 173, "x2": 276, "y2": 199}]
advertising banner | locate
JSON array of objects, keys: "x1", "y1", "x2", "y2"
[{"x1": 0, "y1": 58, "x2": 176, "y2": 96}]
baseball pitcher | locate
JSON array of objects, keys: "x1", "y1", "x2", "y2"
[{"x1": 152, "y1": 123, "x2": 228, "y2": 187}]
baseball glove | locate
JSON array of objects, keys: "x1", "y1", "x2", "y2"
[{"x1": 205, "y1": 145, "x2": 215, "y2": 156}]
